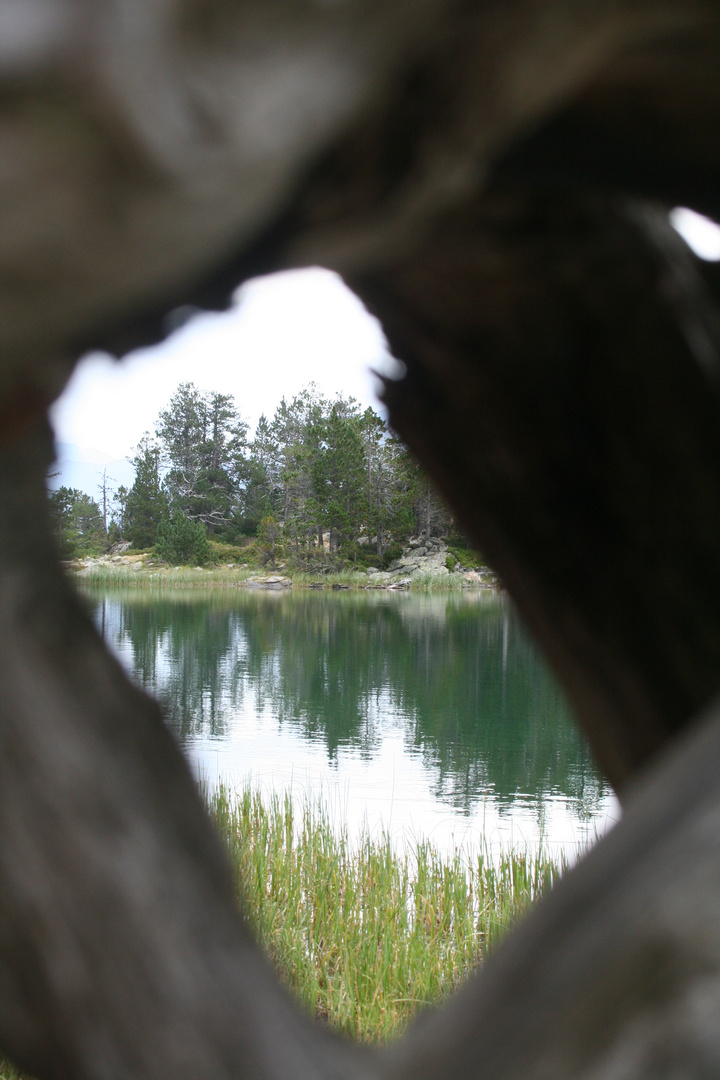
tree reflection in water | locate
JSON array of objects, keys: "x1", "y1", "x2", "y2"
[{"x1": 87, "y1": 589, "x2": 611, "y2": 822}]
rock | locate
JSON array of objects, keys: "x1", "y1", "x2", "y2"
[
  {"x1": 246, "y1": 576, "x2": 292, "y2": 590},
  {"x1": 388, "y1": 542, "x2": 451, "y2": 577}
]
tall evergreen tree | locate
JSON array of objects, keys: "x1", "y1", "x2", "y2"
[
  {"x1": 312, "y1": 401, "x2": 366, "y2": 552},
  {"x1": 125, "y1": 436, "x2": 168, "y2": 548},
  {"x1": 360, "y1": 410, "x2": 416, "y2": 555},
  {"x1": 49, "y1": 487, "x2": 106, "y2": 558},
  {"x1": 242, "y1": 414, "x2": 278, "y2": 532},
  {"x1": 271, "y1": 386, "x2": 326, "y2": 550},
  {"x1": 156, "y1": 382, "x2": 247, "y2": 533}
]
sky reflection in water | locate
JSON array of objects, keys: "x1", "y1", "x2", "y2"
[{"x1": 89, "y1": 588, "x2": 620, "y2": 863}]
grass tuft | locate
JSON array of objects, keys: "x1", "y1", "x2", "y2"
[
  {"x1": 71, "y1": 563, "x2": 489, "y2": 591},
  {"x1": 208, "y1": 784, "x2": 561, "y2": 1043},
  {"x1": 0, "y1": 784, "x2": 559, "y2": 1078}
]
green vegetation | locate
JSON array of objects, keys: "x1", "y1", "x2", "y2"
[
  {"x1": 154, "y1": 512, "x2": 211, "y2": 565},
  {"x1": 76, "y1": 563, "x2": 261, "y2": 588},
  {"x1": 72, "y1": 562, "x2": 487, "y2": 591},
  {"x1": 123, "y1": 436, "x2": 168, "y2": 548},
  {"x1": 209, "y1": 785, "x2": 561, "y2": 1043},
  {"x1": 447, "y1": 541, "x2": 484, "y2": 572},
  {"x1": 0, "y1": 1060, "x2": 23, "y2": 1080},
  {"x1": 48, "y1": 486, "x2": 108, "y2": 559},
  {"x1": 52, "y1": 381, "x2": 482, "y2": 569},
  {"x1": 0, "y1": 783, "x2": 561, "y2": 1077}
]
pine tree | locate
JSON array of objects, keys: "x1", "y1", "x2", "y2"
[
  {"x1": 257, "y1": 513, "x2": 284, "y2": 568},
  {"x1": 154, "y1": 513, "x2": 210, "y2": 565},
  {"x1": 48, "y1": 487, "x2": 106, "y2": 558},
  {"x1": 360, "y1": 410, "x2": 415, "y2": 555},
  {"x1": 156, "y1": 382, "x2": 247, "y2": 533},
  {"x1": 241, "y1": 414, "x2": 278, "y2": 533},
  {"x1": 125, "y1": 436, "x2": 168, "y2": 548},
  {"x1": 270, "y1": 386, "x2": 326, "y2": 551},
  {"x1": 312, "y1": 401, "x2": 366, "y2": 552}
]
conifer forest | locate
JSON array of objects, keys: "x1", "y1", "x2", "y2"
[{"x1": 50, "y1": 382, "x2": 455, "y2": 565}]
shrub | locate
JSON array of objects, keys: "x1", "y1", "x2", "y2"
[
  {"x1": 154, "y1": 513, "x2": 211, "y2": 565},
  {"x1": 207, "y1": 540, "x2": 252, "y2": 565},
  {"x1": 48, "y1": 486, "x2": 108, "y2": 560},
  {"x1": 447, "y1": 543, "x2": 486, "y2": 571},
  {"x1": 257, "y1": 514, "x2": 284, "y2": 567},
  {"x1": 380, "y1": 540, "x2": 404, "y2": 568}
]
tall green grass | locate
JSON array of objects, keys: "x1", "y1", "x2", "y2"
[
  {"x1": 404, "y1": 571, "x2": 470, "y2": 592},
  {"x1": 0, "y1": 1062, "x2": 24, "y2": 1080},
  {"x1": 73, "y1": 563, "x2": 488, "y2": 591},
  {"x1": 73, "y1": 564, "x2": 259, "y2": 588},
  {"x1": 0, "y1": 786, "x2": 559, "y2": 1078},
  {"x1": 289, "y1": 568, "x2": 372, "y2": 589},
  {"x1": 208, "y1": 785, "x2": 561, "y2": 1043}
]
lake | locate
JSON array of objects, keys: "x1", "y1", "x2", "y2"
[{"x1": 86, "y1": 587, "x2": 619, "y2": 862}]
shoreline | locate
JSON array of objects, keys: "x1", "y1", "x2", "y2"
[{"x1": 69, "y1": 559, "x2": 499, "y2": 592}]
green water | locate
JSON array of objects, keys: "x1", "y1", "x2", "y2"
[{"x1": 88, "y1": 588, "x2": 618, "y2": 858}]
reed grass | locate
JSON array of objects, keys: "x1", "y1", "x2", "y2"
[
  {"x1": 289, "y1": 568, "x2": 372, "y2": 589},
  {"x1": 208, "y1": 784, "x2": 561, "y2": 1043},
  {"x1": 0, "y1": 1062, "x2": 23, "y2": 1080},
  {"x1": 72, "y1": 563, "x2": 259, "y2": 588},
  {"x1": 72, "y1": 563, "x2": 487, "y2": 592},
  {"x1": 405, "y1": 571, "x2": 470, "y2": 592},
  {"x1": 0, "y1": 784, "x2": 559, "y2": 1078}
]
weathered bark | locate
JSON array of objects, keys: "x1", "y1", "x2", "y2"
[
  {"x1": 387, "y1": 694, "x2": 720, "y2": 1079},
  {"x1": 3, "y1": 0, "x2": 720, "y2": 1078},
  {"x1": 4, "y1": 414, "x2": 720, "y2": 1080},
  {"x1": 0, "y1": 422, "x2": 372, "y2": 1080},
  {"x1": 351, "y1": 195, "x2": 720, "y2": 791}
]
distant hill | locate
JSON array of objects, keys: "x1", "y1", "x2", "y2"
[{"x1": 48, "y1": 442, "x2": 135, "y2": 498}]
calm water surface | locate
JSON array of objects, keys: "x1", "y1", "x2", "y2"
[{"x1": 87, "y1": 588, "x2": 619, "y2": 861}]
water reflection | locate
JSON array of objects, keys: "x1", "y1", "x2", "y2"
[{"x1": 87, "y1": 588, "x2": 619, "y2": 858}]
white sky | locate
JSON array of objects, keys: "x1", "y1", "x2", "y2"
[
  {"x1": 669, "y1": 207, "x2": 720, "y2": 261},
  {"x1": 51, "y1": 268, "x2": 394, "y2": 461},
  {"x1": 51, "y1": 211, "x2": 720, "y2": 462}
]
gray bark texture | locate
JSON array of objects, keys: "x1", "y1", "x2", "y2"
[{"x1": 3, "y1": 1, "x2": 720, "y2": 1077}]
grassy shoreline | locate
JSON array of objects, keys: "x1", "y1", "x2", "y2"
[
  {"x1": 0, "y1": 786, "x2": 559, "y2": 1077},
  {"x1": 210, "y1": 785, "x2": 560, "y2": 1043},
  {"x1": 69, "y1": 562, "x2": 496, "y2": 592}
]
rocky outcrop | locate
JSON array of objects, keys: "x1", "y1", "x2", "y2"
[
  {"x1": 367, "y1": 538, "x2": 495, "y2": 588},
  {"x1": 245, "y1": 576, "x2": 292, "y2": 590},
  {"x1": 388, "y1": 537, "x2": 450, "y2": 577},
  {"x1": 72, "y1": 552, "x2": 149, "y2": 574}
]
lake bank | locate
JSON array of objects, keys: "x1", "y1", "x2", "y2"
[
  {"x1": 0, "y1": 783, "x2": 562, "y2": 1080},
  {"x1": 211, "y1": 783, "x2": 561, "y2": 1042},
  {"x1": 68, "y1": 556, "x2": 498, "y2": 592}
]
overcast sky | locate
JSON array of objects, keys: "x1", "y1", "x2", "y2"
[
  {"x1": 50, "y1": 210, "x2": 720, "y2": 463},
  {"x1": 51, "y1": 269, "x2": 394, "y2": 461}
]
